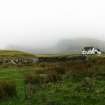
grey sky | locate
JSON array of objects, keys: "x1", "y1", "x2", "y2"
[{"x1": 0, "y1": 0, "x2": 105, "y2": 49}]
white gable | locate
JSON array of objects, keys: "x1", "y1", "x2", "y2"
[{"x1": 82, "y1": 47, "x2": 101, "y2": 55}]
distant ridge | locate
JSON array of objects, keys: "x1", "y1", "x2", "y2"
[
  {"x1": 55, "y1": 38, "x2": 105, "y2": 53},
  {"x1": 5, "y1": 38, "x2": 105, "y2": 54},
  {"x1": 0, "y1": 50, "x2": 35, "y2": 58}
]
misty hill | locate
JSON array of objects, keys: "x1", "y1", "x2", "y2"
[
  {"x1": 55, "y1": 38, "x2": 105, "y2": 53},
  {"x1": 6, "y1": 38, "x2": 105, "y2": 54},
  {"x1": 5, "y1": 45, "x2": 57, "y2": 54}
]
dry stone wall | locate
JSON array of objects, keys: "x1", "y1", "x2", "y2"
[{"x1": 0, "y1": 58, "x2": 39, "y2": 65}]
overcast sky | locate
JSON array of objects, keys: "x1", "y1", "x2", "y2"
[{"x1": 0, "y1": 0, "x2": 105, "y2": 49}]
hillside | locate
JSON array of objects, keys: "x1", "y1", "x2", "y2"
[
  {"x1": 0, "y1": 50, "x2": 36, "y2": 58},
  {"x1": 6, "y1": 38, "x2": 105, "y2": 54},
  {"x1": 56, "y1": 38, "x2": 105, "y2": 53}
]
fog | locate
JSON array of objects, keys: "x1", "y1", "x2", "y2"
[{"x1": 0, "y1": 0, "x2": 105, "y2": 51}]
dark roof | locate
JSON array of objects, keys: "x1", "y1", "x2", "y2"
[
  {"x1": 84, "y1": 47, "x2": 94, "y2": 51},
  {"x1": 96, "y1": 48, "x2": 101, "y2": 51}
]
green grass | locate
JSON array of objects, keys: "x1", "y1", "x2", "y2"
[
  {"x1": 0, "y1": 50, "x2": 36, "y2": 58},
  {"x1": 1, "y1": 54, "x2": 105, "y2": 105},
  {"x1": 0, "y1": 66, "x2": 34, "y2": 105},
  {"x1": 35, "y1": 52, "x2": 80, "y2": 58}
]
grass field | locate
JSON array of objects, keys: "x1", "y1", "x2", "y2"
[
  {"x1": 0, "y1": 51, "x2": 105, "y2": 105},
  {"x1": 0, "y1": 61, "x2": 104, "y2": 105},
  {"x1": 0, "y1": 50, "x2": 36, "y2": 58},
  {"x1": 0, "y1": 67, "x2": 31, "y2": 104}
]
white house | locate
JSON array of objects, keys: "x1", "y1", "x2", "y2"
[{"x1": 81, "y1": 47, "x2": 102, "y2": 55}]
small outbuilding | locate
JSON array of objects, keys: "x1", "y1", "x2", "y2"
[{"x1": 81, "y1": 46, "x2": 102, "y2": 55}]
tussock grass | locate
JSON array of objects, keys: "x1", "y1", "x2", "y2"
[
  {"x1": 0, "y1": 80, "x2": 17, "y2": 100},
  {"x1": 1, "y1": 55, "x2": 105, "y2": 104}
]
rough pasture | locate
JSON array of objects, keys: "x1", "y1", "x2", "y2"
[{"x1": 38, "y1": 55, "x2": 86, "y2": 62}]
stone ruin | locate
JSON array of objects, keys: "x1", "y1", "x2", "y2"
[{"x1": 0, "y1": 58, "x2": 39, "y2": 65}]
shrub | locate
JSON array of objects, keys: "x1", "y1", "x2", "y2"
[
  {"x1": 24, "y1": 74, "x2": 42, "y2": 85},
  {"x1": 54, "y1": 65, "x2": 66, "y2": 75},
  {"x1": 44, "y1": 71, "x2": 62, "y2": 83},
  {"x1": 78, "y1": 77, "x2": 95, "y2": 92},
  {"x1": 34, "y1": 69, "x2": 45, "y2": 74},
  {"x1": 0, "y1": 80, "x2": 17, "y2": 100},
  {"x1": 24, "y1": 71, "x2": 62, "y2": 86}
]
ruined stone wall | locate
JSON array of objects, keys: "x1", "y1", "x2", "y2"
[{"x1": 0, "y1": 58, "x2": 39, "y2": 65}]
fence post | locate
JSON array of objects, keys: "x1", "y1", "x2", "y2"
[{"x1": 25, "y1": 82, "x2": 34, "y2": 105}]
